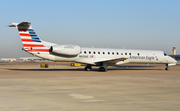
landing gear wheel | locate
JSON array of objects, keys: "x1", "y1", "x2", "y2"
[
  {"x1": 85, "y1": 65, "x2": 92, "y2": 71},
  {"x1": 165, "y1": 68, "x2": 169, "y2": 71},
  {"x1": 165, "y1": 64, "x2": 169, "y2": 71},
  {"x1": 98, "y1": 67, "x2": 102, "y2": 71},
  {"x1": 98, "y1": 67, "x2": 107, "y2": 72}
]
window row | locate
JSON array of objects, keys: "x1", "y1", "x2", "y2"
[{"x1": 81, "y1": 51, "x2": 140, "y2": 56}]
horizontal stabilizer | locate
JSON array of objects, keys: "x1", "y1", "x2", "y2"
[
  {"x1": 9, "y1": 25, "x2": 16, "y2": 27},
  {"x1": 17, "y1": 22, "x2": 31, "y2": 27},
  {"x1": 9, "y1": 22, "x2": 30, "y2": 28}
]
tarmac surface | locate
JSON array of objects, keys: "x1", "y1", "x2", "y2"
[{"x1": 0, "y1": 61, "x2": 180, "y2": 111}]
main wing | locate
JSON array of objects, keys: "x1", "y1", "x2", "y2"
[{"x1": 93, "y1": 57, "x2": 128, "y2": 65}]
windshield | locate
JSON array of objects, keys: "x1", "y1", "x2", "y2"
[{"x1": 164, "y1": 53, "x2": 167, "y2": 56}]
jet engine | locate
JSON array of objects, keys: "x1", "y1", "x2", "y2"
[{"x1": 49, "y1": 45, "x2": 81, "y2": 56}]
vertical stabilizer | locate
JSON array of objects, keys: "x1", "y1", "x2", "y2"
[{"x1": 10, "y1": 22, "x2": 49, "y2": 53}]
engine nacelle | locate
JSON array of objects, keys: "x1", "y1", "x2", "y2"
[{"x1": 50, "y1": 45, "x2": 81, "y2": 56}]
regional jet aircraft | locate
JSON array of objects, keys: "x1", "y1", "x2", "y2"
[{"x1": 9, "y1": 22, "x2": 177, "y2": 71}]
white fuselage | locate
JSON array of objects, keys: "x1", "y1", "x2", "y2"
[{"x1": 33, "y1": 47, "x2": 177, "y2": 66}]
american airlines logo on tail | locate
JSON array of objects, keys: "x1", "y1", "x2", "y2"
[{"x1": 10, "y1": 22, "x2": 49, "y2": 53}]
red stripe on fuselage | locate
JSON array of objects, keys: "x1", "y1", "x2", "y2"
[
  {"x1": 20, "y1": 33, "x2": 31, "y2": 36},
  {"x1": 18, "y1": 29, "x2": 28, "y2": 31},
  {"x1": 28, "y1": 49, "x2": 49, "y2": 52},
  {"x1": 21, "y1": 39, "x2": 33, "y2": 42},
  {"x1": 23, "y1": 44, "x2": 45, "y2": 47}
]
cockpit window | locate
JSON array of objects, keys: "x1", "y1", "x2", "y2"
[{"x1": 164, "y1": 53, "x2": 167, "y2": 56}]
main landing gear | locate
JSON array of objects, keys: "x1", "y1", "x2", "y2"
[
  {"x1": 84, "y1": 65, "x2": 92, "y2": 71},
  {"x1": 98, "y1": 67, "x2": 107, "y2": 71},
  {"x1": 84, "y1": 62, "x2": 108, "y2": 72},
  {"x1": 165, "y1": 64, "x2": 169, "y2": 71},
  {"x1": 99, "y1": 62, "x2": 108, "y2": 72}
]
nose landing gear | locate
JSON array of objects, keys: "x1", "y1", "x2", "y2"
[{"x1": 165, "y1": 64, "x2": 169, "y2": 71}]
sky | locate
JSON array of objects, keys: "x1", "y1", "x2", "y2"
[{"x1": 0, "y1": 0, "x2": 180, "y2": 58}]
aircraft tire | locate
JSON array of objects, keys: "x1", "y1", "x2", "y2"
[
  {"x1": 85, "y1": 66, "x2": 91, "y2": 71},
  {"x1": 98, "y1": 67, "x2": 107, "y2": 72},
  {"x1": 165, "y1": 68, "x2": 169, "y2": 71}
]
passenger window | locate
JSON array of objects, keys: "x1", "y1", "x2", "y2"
[
  {"x1": 117, "y1": 52, "x2": 119, "y2": 55},
  {"x1": 125, "y1": 53, "x2": 127, "y2": 55},
  {"x1": 121, "y1": 53, "x2": 123, "y2": 55},
  {"x1": 84, "y1": 51, "x2": 86, "y2": 54},
  {"x1": 98, "y1": 52, "x2": 100, "y2": 54},
  {"x1": 129, "y1": 53, "x2": 131, "y2": 55},
  {"x1": 103, "y1": 52, "x2": 105, "y2": 54},
  {"x1": 112, "y1": 52, "x2": 114, "y2": 55},
  {"x1": 94, "y1": 52, "x2": 96, "y2": 54},
  {"x1": 89, "y1": 51, "x2": 91, "y2": 54},
  {"x1": 108, "y1": 52, "x2": 110, "y2": 55},
  {"x1": 137, "y1": 53, "x2": 139, "y2": 56}
]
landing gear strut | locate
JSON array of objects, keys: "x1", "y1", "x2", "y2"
[
  {"x1": 98, "y1": 62, "x2": 108, "y2": 72},
  {"x1": 84, "y1": 62, "x2": 108, "y2": 72},
  {"x1": 165, "y1": 64, "x2": 169, "y2": 71},
  {"x1": 85, "y1": 65, "x2": 92, "y2": 71}
]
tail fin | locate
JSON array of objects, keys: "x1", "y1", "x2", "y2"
[{"x1": 10, "y1": 22, "x2": 50, "y2": 53}]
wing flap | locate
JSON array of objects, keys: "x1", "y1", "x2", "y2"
[{"x1": 94, "y1": 57, "x2": 128, "y2": 65}]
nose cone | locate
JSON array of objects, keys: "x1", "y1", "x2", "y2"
[{"x1": 169, "y1": 56, "x2": 177, "y2": 64}]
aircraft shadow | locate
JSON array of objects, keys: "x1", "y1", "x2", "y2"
[
  {"x1": 10, "y1": 68, "x2": 85, "y2": 71},
  {"x1": 9, "y1": 65, "x2": 162, "y2": 72},
  {"x1": 113, "y1": 65, "x2": 155, "y2": 68}
]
